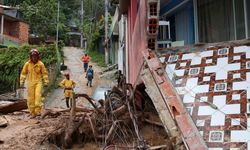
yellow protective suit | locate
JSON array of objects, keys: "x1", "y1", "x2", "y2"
[
  {"x1": 59, "y1": 79, "x2": 75, "y2": 98},
  {"x1": 20, "y1": 60, "x2": 49, "y2": 116}
]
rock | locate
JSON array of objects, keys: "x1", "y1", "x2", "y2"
[
  {"x1": 13, "y1": 112, "x2": 23, "y2": 115},
  {"x1": 0, "y1": 116, "x2": 8, "y2": 127}
]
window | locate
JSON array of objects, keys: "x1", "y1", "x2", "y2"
[
  {"x1": 197, "y1": 0, "x2": 248, "y2": 42},
  {"x1": 198, "y1": 0, "x2": 234, "y2": 43},
  {"x1": 234, "y1": 0, "x2": 245, "y2": 40},
  {"x1": 248, "y1": 0, "x2": 250, "y2": 37}
]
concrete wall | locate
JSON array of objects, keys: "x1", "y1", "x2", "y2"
[{"x1": 128, "y1": 0, "x2": 147, "y2": 84}]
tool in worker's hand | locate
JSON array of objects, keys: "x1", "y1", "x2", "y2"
[{"x1": 17, "y1": 88, "x2": 25, "y2": 99}]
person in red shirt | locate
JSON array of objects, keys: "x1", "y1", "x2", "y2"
[{"x1": 82, "y1": 54, "x2": 90, "y2": 72}]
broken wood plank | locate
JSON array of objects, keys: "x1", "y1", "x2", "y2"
[
  {"x1": 0, "y1": 98, "x2": 21, "y2": 102},
  {"x1": 0, "y1": 99, "x2": 27, "y2": 114},
  {"x1": 144, "y1": 118, "x2": 163, "y2": 127},
  {"x1": 71, "y1": 96, "x2": 76, "y2": 118},
  {"x1": 148, "y1": 145, "x2": 167, "y2": 150},
  {"x1": 111, "y1": 105, "x2": 127, "y2": 117}
]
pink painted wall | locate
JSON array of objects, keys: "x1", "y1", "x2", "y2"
[{"x1": 128, "y1": 0, "x2": 147, "y2": 85}]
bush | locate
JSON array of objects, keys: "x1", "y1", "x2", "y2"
[
  {"x1": 85, "y1": 50, "x2": 106, "y2": 67},
  {"x1": 0, "y1": 44, "x2": 61, "y2": 93}
]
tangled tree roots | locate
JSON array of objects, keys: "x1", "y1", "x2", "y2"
[{"x1": 42, "y1": 84, "x2": 175, "y2": 149}]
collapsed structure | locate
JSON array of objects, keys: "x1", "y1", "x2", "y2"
[{"x1": 108, "y1": 0, "x2": 250, "y2": 149}]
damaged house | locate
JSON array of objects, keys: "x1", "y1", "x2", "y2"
[{"x1": 109, "y1": 0, "x2": 250, "y2": 149}]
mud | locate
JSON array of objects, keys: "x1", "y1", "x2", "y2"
[{"x1": 0, "y1": 47, "x2": 171, "y2": 150}]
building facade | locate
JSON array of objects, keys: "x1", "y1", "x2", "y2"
[
  {"x1": 0, "y1": 5, "x2": 29, "y2": 47},
  {"x1": 160, "y1": 0, "x2": 250, "y2": 45}
]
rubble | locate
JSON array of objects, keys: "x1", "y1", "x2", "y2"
[
  {"x1": 0, "y1": 83, "x2": 175, "y2": 150},
  {"x1": 0, "y1": 116, "x2": 8, "y2": 127}
]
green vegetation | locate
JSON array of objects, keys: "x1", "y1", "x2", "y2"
[
  {"x1": 82, "y1": 15, "x2": 111, "y2": 67},
  {"x1": 0, "y1": 44, "x2": 60, "y2": 93},
  {"x1": 86, "y1": 50, "x2": 106, "y2": 67}
]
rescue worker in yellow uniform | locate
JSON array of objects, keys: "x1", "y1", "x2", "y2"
[
  {"x1": 20, "y1": 49, "x2": 49, "y2": 118},
  {"x1": 59, "y1": 72, "x2": 76, "y2": 108}
]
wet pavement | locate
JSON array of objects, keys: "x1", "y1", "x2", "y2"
[
  {"x1": 92, "y1": 86, "x2": 111, "y2": 100},
  {"x1": 45, "y1": 47, "x2": 115, "y2": 109}
]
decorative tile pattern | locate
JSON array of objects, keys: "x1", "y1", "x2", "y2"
[
  {"x1": 232, "y1": 94, "x2": 240, "y2": 100},
  {"x1": 189, "y1": 68, "x2": 200, "y2": 75},
  {"x1": 203, "y1": 76, "x2": 211, "y2": 81},
  {"x1": 214, "y1": 83, "x2": 227, "y2": 92},
  {"x1": 233, "y1": 73, "x2": 241, "y2": 79},
  {"x1": 209, "y1": 131, "x2": 224, "y2": 142},
  {"x1": 197, "y1": 120, "x2": 205, "y2": 126},
  {"x1": 163, "y1": 46, "x2": 250, "y2": 149},
  {"x1": 168, "y1": 55, "x2": 178, "y2": 62},
  {"x1": 233, "y1": 56, "x2": 241, "y2": 60},
  {"x1": 180, "y1": 62, "x2": 187, "y2": 67},
  {"x1": 218, "y1": 48, "x2": 229, "y2": 55},
  {"x1": 246, "y1": 61, "x2": 250, "y2": 69},
  {"x1": 206, "y1": 59, "x2": 213, "y2": 64},
  {"x1": 231, "y1": 118, "x2": 240, "y2": 126}
]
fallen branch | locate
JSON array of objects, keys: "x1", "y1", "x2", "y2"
[
  {"x1": 105, "y1": 121, "x2": 118, "y2": 145},
  {"x1": 40, "y1": 126, "x2": 62, "y2": 145},
  {"x1": 148, "y1": 145, "x2": 167, "y2": 150},
  {"x1": 0, "y1": 98, "x2": 21, "y2": 102},
  {"x1": 75, "y1": 93, "x2": 103, "y2": 114},
  {"x1": 111, "y1": 105, "x2": 127, "y2": 117},
  {"x1": 144, "y1": 118, "x2": 163, "y2": 127},
  {"x1": 64, "y1": 117, "x2": 85, "y2": 148},
  {"x1": 41, "y1": 107, "x2": 95, "y2": 118},
  {"x1": 0, "y1": 99, "x2": 27, "y2": 114}
]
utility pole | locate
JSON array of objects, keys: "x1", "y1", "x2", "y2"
[
  {"x1": 80, "y1": 0, "x2": 84, "y2": 48},
  {"x1": 104, "y1": 0, "x2": 109, "y2": 64},
  {"x1": 56, "y1": 0, "x2": 60, "y2": 51},
  {"x1": 56, "y1": 0, "x2": 61, "y2": 67}
]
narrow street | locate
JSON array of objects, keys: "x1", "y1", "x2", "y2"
[
  {"x1": 0, "y1": 47, "x2": 116, "y2": 150},
  {"x1": 45, "y1": 47, "x2": 115, "y2": 109}
]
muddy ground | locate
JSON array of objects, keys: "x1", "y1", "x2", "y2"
[{"x1": 0, "y1": 47, "x2": 170, "y2": 150}]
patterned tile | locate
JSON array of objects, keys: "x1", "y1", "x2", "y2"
[
  {"x1": 164, "y1": 46, "x2": 250, "y2": 149},
  {"x1": 233, "y1": 73, "x2": 241, "y2": 79},
  {"x1": 209, "y1": 131, "x2": 224, "y2": 142}
]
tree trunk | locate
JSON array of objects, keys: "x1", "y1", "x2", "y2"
[{"x1": 0, "y1": 99, "x2": 27, "y2": 114}]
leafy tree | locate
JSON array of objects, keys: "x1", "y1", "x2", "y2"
[
  {"x1": 3, "y1": 0, "x2": 105, "y2": 46},
  {"x1": 20, "y1": 0, "x2": 60, "y2": 38}
]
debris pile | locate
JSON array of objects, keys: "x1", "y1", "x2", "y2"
[{"x1": 0, "y1": 81, "x2": 175, "y2": 149}]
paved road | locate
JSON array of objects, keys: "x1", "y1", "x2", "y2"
[{"x1": 45, "y1": 47, "x2": 110, "y2": 109}]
